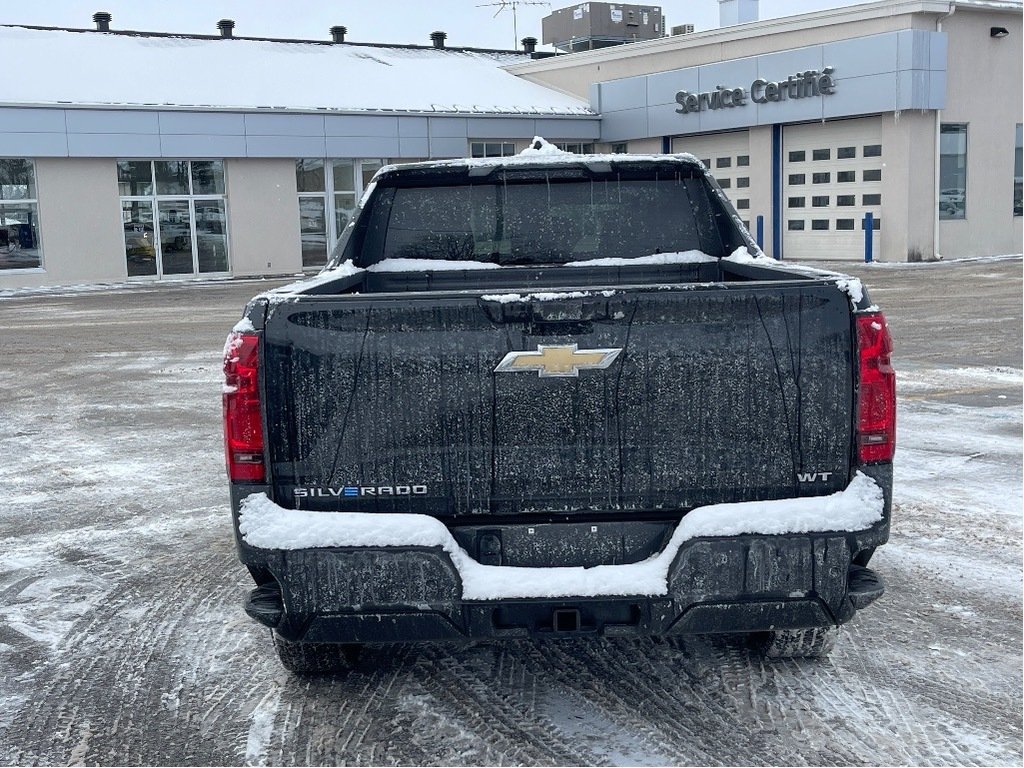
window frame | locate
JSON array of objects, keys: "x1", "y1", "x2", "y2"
[
  {"x1": 0, "y1": 158, "x2": 43, "y2": 272},
  {"x1": 470, "y1": 141, "x2": 517, "y2": 158},
  {"x1": 117, "y1": 159, "x2": 230, "y2": 279},
  {"x1": 938, "y1": 123, "x2": 968, "y2": 221},
  {"x1": 553, "y1": 142, "x2": 596, "y2": 155},
  {"x1": 296, "y1": 157, "x2": 386, "y2": 270},
  {"x1": 1013, "y1": 123, "x2": 1021, "y2": 217}
]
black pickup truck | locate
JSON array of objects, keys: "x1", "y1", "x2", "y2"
[{"x1": 224, "y1": 150, "x2": 895, "y2": 673}]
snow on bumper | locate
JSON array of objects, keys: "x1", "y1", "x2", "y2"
[{"x1": 238, "y1": 473, "x2": 884, "y2": 602}]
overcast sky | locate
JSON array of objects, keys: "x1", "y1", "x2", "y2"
[{"x1": 6, "y1": 0, "x2": 862, "y2": 50}]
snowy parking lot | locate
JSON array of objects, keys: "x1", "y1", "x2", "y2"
[{"x1": 0, "y1": 258, "x2": 1021, "y2": 766}]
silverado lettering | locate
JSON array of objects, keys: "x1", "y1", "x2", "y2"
[{"x1": 293, "y1": 485, "x2": 428, "y2": 498}]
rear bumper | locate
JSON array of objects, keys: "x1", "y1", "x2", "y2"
[
  {"x1": 240, "y1": 523, "x2": 889, "y2": 644},
  {"x1": 232, "y1": 465, "x2": 892, "y2": 645}
]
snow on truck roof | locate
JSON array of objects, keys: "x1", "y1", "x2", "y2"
[
  {"x1": 0, "y1": 25, "x2": 592, "y2": 115},
  {"x1": 378, "y1": 143, "x2": 706, "y2": 175}
]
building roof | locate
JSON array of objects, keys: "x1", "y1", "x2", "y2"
[{"x1": 0, "y1": 25, "x2": 592, "y2": 115}]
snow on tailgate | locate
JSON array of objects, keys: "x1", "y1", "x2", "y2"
[{"x1": 239, "y1": 473, "x2": 884, "y2": 600}]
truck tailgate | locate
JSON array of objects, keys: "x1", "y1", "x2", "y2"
[{"x1": 261, "y1": 283, "x2": 853, "y2": 518}]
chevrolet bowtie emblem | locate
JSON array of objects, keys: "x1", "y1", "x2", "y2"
[{"x1": 494, "y1": 344, "x2": 622, "y2": 378}]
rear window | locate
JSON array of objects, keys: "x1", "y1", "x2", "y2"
[{"x1": 348, "y1": 171, "x2": 725, "y2": 267}]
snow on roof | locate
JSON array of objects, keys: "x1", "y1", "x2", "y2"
[
  {"x1": 0, "y1": 26, "x2": 592, "y2": 115},
  {"x1": 380, "y1": 148, "x2": 705, "y2": 174}
]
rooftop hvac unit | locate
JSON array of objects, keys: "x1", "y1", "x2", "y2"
[
  {"x1": 671, "y1": 23, "x2": 695, "y2": 34},
  {"x1": 542, "y1": 3, "x2": 664, "y2": 52}
]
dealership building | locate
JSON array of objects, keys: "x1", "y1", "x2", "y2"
[{"x1": 0, "y1": 0, "x2": 1020, "y2": 289}]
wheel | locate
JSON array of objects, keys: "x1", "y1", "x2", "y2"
[
  {"x1": 272, "y1": 632, "x2": 362, "y2": 674},
  {"x1": 755, "y1": 626, "x2": 838, "y2": 659}
]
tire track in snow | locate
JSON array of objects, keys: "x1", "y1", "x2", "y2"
[
  {"x1": 528, "y1": 637, "x2": 728, "y2": 765},
  {"x1": 394, "y1": 643, "x2": 589, "y2": 766},
  {"x1": 6, "y1": 540, "x2": 267, "y2": 765}
]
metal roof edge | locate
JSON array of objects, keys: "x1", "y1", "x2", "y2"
[
  {"x1": 0, "y1": 100, "x2": 599, "y2": 119},
  {"x1": 0, "y1": 23, "x2": 528, "y2": 56},
  {"x1": 950, "y1": 0, "x2": 1024, "y2": 12}
]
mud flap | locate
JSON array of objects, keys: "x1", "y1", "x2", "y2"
[{"x1": 848, "y1": 564, "x2": 885, "y2": 609}]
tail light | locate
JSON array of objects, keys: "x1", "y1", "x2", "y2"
[
  {"x1": 855, "y1": 312, "x2": 896, "y2": 463},
  {"x1": 223, "y1": 331, "x2": 265, "y2": 482}
]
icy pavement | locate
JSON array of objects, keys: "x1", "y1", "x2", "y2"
[{"x1": 0, "y1": 260, "x2": 1021, "y2": 765}]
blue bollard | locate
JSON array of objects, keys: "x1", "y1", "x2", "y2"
[
  {"x1": 756, "y1": 215, "x2": 764, "y2": 251},
  {"x1": 864, "y1": 212, "x2": 874, "y2": 263}
]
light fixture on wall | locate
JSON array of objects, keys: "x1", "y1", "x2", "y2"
[{"x1": 990, "y1": 26, "x2": 1009, "y2": 38}]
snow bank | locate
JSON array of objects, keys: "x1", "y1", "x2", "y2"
[
  {"x1": 863, "y1": 253, "x2": 1022, "y2": 269},
  {"x1": 239, "y1": 473, "x2": 884, "y2": 600}
]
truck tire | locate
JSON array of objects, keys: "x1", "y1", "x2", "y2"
[
  {"x1": 755, "y1": 626, "x2": 838, "y2": 659},
  {"x1": 272, "y1": 633, "x2": 362, "y2": 674}
]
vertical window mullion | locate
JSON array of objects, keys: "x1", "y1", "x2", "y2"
[
  {"x1": 189, "y1": 198, "x2": 199, "y2": 274},
  {"x1": 326, "y1": 162, "x2": 336, "y2": 250},
  {"x1": 153, "y1": 198, "x2": 164, "y2": 278}
]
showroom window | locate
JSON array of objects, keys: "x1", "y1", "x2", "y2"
[
  {"x1": 470, "y1": 142, "x2": 516, "y2": 158},
  {"x1": 0, "y1": 159, "x2": 42, "y2": 271},
  {"x1": 554, "y1": 142, "x2": 595, "y2": 154},
  {"x1": 118, "y1": 160, "x2": 228, "y2": 278},
  {"x1": 939, "y1": 124, "x2": 967, "y2": 220},
  {"x1": 296, "y1": 158, "x2": 384, "y2": 269},
  {"x1": 1013, "y1": 124, "x2": 1021, "y2": 216}
]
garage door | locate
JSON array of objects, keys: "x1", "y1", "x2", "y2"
[
  {"x1": 672, "y1": 132, "x2": 753, "y2": 230},
  {"x1": 783, "y1": 118, "x2": 882, "y2": 261}
]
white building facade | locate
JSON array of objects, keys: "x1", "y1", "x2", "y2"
[
  {"x1": 0, "y1": 23, "x2": 599, "y2": 289},
  {"x1": 0, "y1": 0, "x2": 1020, "y2": 290},
  {"x1": 511, "y1": 0, "x2": 1022, "y2": 262}
]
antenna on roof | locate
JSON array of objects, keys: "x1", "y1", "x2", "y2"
[{"x1": 476, "y1": 0, "x2": 550, "y2": 49}]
